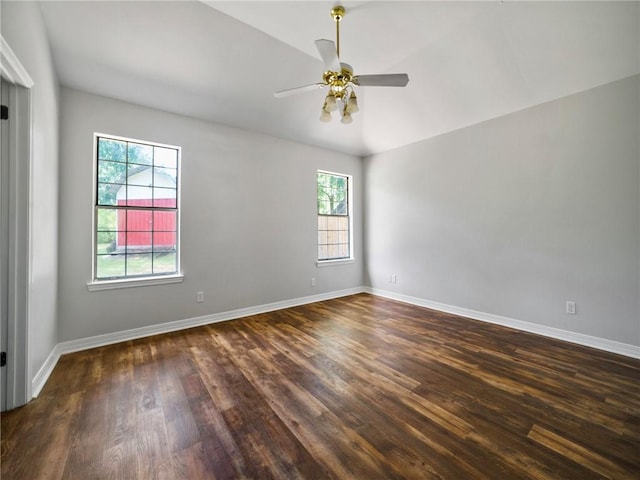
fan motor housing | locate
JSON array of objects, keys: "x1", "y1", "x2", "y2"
[{"x1": 322, "y1": 62, "x2": 353, "y2": 95}]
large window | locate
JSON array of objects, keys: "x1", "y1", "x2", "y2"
[
  {"x1": 317, "y1": 171, "x2": 352, "y2": 261},
  {"x1": 94, "y1": 134, "x2": 180, "y2": 281}
]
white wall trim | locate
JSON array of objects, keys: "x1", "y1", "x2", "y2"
[
  {"x1": 87, "y1": 273, "x2": 184, "y2": 291},
  {"x1": 0, "y1": 36, "x2": 34, "y2": 88},
  {"x1": 316, "y1": 259, "x2": 355, "y2": 267},
  {"x1": 31, "y1": 344, "x2": 61, "y2": 398},
  {"x1": 365, "y1": 287, "x2": 640, "y2": 360},
  {"x1": 33, "y1": 284, "x2": 640, "y2": 397},
  {"x1": 32, "y1": 287, "x2": 365, "y2": 397},
  {"x1": 1, "y1": 34, "x2": 33, "y2": 408}
]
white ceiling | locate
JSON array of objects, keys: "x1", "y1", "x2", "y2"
[{"x1": 39, "y1": 1, "x2": 639, "y2": 156}]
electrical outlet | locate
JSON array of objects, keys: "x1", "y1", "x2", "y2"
[
  {"x1": 391, "y1": 274, "x2": 397, "y2": 284},
  {"x1": 566, "y1": 301, "x2": 576, "y2": 315},
  {"x1": 311, "y1": 277, "x2": 317, "y2": 287},
  {"x1": 196, "y1": 291, "x2": 205, "y2": 303}
]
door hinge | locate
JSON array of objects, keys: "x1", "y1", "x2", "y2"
[
  {"x1": 0, "y1": 352, "x2": 6, "y2": 367},
  {"x1": 1, "y1": 105, "x2": 7, "y2": 120}
]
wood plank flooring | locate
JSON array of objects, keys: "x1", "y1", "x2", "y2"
[{"x1": 2, "y1": 293, "x2": 639, "y2": 479}]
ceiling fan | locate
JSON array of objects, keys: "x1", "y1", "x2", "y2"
[{"x1": 274, "y1": 5, "x2": 409, "y2": 124}]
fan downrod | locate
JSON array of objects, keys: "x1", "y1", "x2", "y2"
[{"x1": 331, "y1": 6, "x2": 345, "y2": 57}]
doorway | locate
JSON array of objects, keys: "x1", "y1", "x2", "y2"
[
  {"x1": 1, "y1": 78, "x2": 9, "y2": 411},
  {"x1": 1, "y1": 36, "x2": 33, "y2": 411}
]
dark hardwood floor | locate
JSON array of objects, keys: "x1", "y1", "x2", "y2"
[{"x1": 2, "y1": 293, "x2": 639, "y2": 479}]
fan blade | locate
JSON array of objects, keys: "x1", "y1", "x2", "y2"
[
  {"x1": 274, "y1": 83, "x2": 325, "y2": 98},
  {"x1": 353, "y1": 73, "x2": 409, "y2": 87},
  {"x1": 315, "y1": 39, "x2": 341, "y2": 72}
]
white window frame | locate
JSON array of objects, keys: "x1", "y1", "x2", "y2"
[
  {"x1": 87, "y1": 133, "x2": 183, "y2": 291},
  {"x1": 316, "y1": 170, "x2": 354, "y2": 267}
]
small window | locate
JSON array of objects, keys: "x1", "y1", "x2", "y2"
[
  {"x1": 94, "y1": 134, "x2": 180, "y2": 281},
  {"x1": 317, "y1": 171, "x2": 352, "y2": 261}
]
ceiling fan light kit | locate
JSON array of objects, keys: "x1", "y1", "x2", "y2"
[{"x1": 274, "y1": 5, "x2": 409, "y2": 124}]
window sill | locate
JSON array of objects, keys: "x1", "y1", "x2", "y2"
[
  {"x1": 87, "y1": 274, "x2": 184, "y2": 291},
  {"x1": 316, "y1": 258, "x2": 355, "y2": 267}
]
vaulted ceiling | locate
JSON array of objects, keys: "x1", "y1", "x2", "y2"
[{"x1": 39, "y1": 1, "x2": 639, "y2": 156}]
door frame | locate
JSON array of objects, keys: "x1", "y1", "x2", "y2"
[{"x1": 1, "y1": 35, "x2": 33, "y2": 409}]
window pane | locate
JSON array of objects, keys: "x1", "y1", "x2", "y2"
[
  {"x1": 153, "y1": 210, "x2": 176, "y2": 231},
  {"x1": 153, "y1": 232, "x2": 176, "y2": 250},
  {"x1": 126, "y1": 186, "x2": 153, "y2": 206},
  {"x1": 96, "y1": 207, "x2": 117, "y2": 230},
  {"x1": 96, "y1": 253, "x2": 126, "y2": 278},
  {"x1": 317, "y1": 172, "x2": 330, "y2": 188},
  {"x1": 154, "y1": 166, "x2": 177, "y2": 185},
  {"x1": 153, "y1": 188, "x2": 176, "y2": 208},
  {"x1": 98, "y1": 160, "x2": 126, "y2": 184},
  {"x1": 126, "y1": 209, "x2": 152, "y2": 231},
  {"x1": 96, "y1": 207, "x2": 118, "y2": 253},
  {"x1": 96, "y1": 231, "x2": 113, "y2": 246},
  {"x1": 127, "y1": 165, "x2": 152, "y2": 186},
  {"x1": 318, "y1": 199, "x2": 329, "y2": 215},
  {"x1": 317, "y1": 172, "x2": 347, "y2": 215},
  {"x1": 126, "y1": 232, "x2": 152, "y2": 249},
  {"x1": 154, "y1": 147, "x2": 177, "y2": 169},
  {"x1": 96, "y1": 233, "x2": 120, "y2": 257},
  {"x1": 128, "y1": 143, "x2": 153, "y2": 166},
  {"x1": 97, "y1": 183, "x2": 118, "y2": 206},
  {"x1": 98, "y1": 138, "x2": 126, "y2": 162},
  {"x1": 153, "y1": 252, "x2": 177, "y2": 274},
  {"x1": 319, "y1": 216, "x2": 348, "y2": 258},
  {"x1": 126, "y1": 253, "x2": 153, "y2": 276}
]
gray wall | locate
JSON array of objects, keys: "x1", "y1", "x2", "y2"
[
  {"x1": 9, "y1": 4, "x2": 637, "y2": 373},
  {"x1": 365, "y1": 75, "x2": 639, "y2": 346},
  {"x1": 2, "y1": 2, "x2": 60, "y2": 381},
  {"x1": 58, "y1": 88, "x2": 363, "y2": 342}
]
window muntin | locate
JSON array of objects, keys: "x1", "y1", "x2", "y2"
[
  {"x1": 94, "y1": 135, "x2": 180, "y2": 280},
  {"x1": 317, "y1": 171, "x2": 351, "y2": 261}
]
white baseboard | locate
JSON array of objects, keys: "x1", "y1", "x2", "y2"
[
  {"x1": 31, "y1": 344, "x2": 63, "y2": 398},
  {"x1": 31, "y1": 287, "x2": 365, "y2": 397},
  {"x1": 32, "y1": 285, "x2": 639, "y2": 397},
  {"x1": 365, "y1": 287, "x2": 640, "y2": 360}
]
